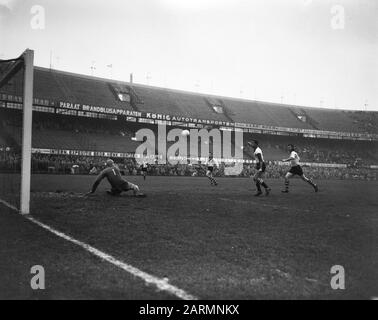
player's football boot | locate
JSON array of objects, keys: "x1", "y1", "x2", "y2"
[
  {"x1": 107, "y1": 190, "x2": 121, "y2": 196},
  {"x1": 281, "y1": 190, "x2": 289, "y2": 193},
  {"x1": 254, "y1": 191, "x2": 263, "y2": 196},
  {"x1": 135, "y1": 193, "x2": 147, "y2": 198},
  {"x1": 265, "y1": 188, "x2": 271, "y2": 196},
  {"x1": 314, "y1": 185, "x2": 319, "y2": 192}
]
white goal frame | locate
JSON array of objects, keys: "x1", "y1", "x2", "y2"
[{"x1": 20, "y1": 49, "x2": 34, "y2": 215}]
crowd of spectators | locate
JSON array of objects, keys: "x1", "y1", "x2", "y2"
[
  {"x1": 244, "y1": 135, "x2": 377, "y2": 166},
  {"x1": 347, "y1": 111, "x2": 378, "y2": 134},
  {"x1": 0, "y1": 149, "x2": 20, "y2": 171},
  {"x1": 32, "y1": 117, "x2": 129, "y2": 136},
  {"x1": 2, "y1": 112, "x2": 377, "y2": 166},
  {"x1": 0, "y1": 150, "x2": 376, "y2": 181},
  {"x1": 1, "y1": 114, "x2": 377, "y2": 180},
  {"x1": 288, "y1": 145, "x2": 365, "y2": 165}
]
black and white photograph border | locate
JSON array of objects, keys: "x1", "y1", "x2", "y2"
[{"x1": 0, "y1": 0, "x2": 377, "y2": 304}]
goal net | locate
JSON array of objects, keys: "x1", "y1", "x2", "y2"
[{"x1": 0, "y1": 50, "x2": 34, "y2": 214}]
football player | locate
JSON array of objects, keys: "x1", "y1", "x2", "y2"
[
  {"x1": 86, "y1": 159, "x2": 146, "y2": 197},
  {"x1": 281, "y1": 144, "x2": 318, "y2": 193},
  {"x1": 206, "y1": 154, "x2": 218, "y2": 186},
  {"x1": 140, "y1": 161, "x2": 148, "y2": 180},
  {"x1": 247, "y1": 140, "x2": 271, "y2": 196}
]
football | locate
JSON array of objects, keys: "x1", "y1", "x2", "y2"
[{"x1": 181, "y1": 129, "x2": 190, "y2": 136}]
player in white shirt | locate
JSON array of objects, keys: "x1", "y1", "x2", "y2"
[
  {"x1": 140, "y1": 161, "x2": 148, "y2": 180},
  {"x1": 205, "y1": 155, "x2": 218, "y2": 186},
  {"x1": 247, "y1": 140, "x2": 271, "y2": 196},
  {"x1": 281, "y1": 144, "x2": 318, "y2": 193}
]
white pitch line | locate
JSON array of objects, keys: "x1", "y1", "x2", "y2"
[
  {"x1": 0, "y1": 198, "x2": 19, "y2": 212},
  {"x1": 0, "y1": 199, "x2": 197, "y2": 300}
]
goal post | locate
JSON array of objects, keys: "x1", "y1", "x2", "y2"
[
  {"x1": 20, "y1": 49, "x2": 34, "y2": 215},
  {"x1": 0, "y1": 49, "x2": 34, "y2": 214}
]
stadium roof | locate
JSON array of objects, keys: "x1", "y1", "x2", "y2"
[{"x1": 2, "y1": 65, "x2": 377, "y2": 134}]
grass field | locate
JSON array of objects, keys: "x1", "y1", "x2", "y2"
[{"x1": 0, "y1": 174, "x2": 377, "y2": 299}]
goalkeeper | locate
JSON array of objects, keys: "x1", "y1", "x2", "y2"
[{"x1": 86, "y1": 159, "x2": 146, "y2": 197}]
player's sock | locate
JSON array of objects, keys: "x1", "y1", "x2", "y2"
[
  {"x1": 256, "y1": 182, "x2": 262, "y2": 192},
  {"x1": 208, "y1": 176, "x2": 217, "y2": 185},
  {"x1": 254, "y1": 185, "x2": 263, "y2": 196},
  {"x1": 257, "y1": 178, "x2": 269, "y2": 193},
  {"x1": 304, "y1": 176, "x2": 316, "y2": 189},
  {"x1": 260, "y1": 180, "x2": 269, "y2": 189},
  {"x1": 282, "y1": 179, "x2": 289, "y2": 192}
]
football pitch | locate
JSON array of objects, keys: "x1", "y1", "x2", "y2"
[{"x1": 0, "y1": 174, "x2": 377, "y2": 299}]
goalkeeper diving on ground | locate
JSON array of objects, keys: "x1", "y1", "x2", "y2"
[{"x1": 85, "y1": 159, "x2": 146, "y2": 197}]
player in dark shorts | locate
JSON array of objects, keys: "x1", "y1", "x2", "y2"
[
  {"x1": 281, "y1": 144, "x2": 318, "y2": 193},
  {"x1": 206, "y1": 155, "x2": 218, "y2": 186},
  {"x1": 141, "y1": 162, "x2": 148, "y2": 180},
  {"x1": 247, "y1": 140, "x2": 271, "y2": 196},
  {"x1": 86, "y1": 159, "x2": 146, "y2": 197}
]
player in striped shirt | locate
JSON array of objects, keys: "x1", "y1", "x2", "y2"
[
  {"x1": 281, "y1": 144, "x2": 318, "y2": 193},
  {"x1": 247, "y1": 140, "x2": 271, "y2": 196}
]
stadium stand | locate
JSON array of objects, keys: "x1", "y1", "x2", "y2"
[
  {"x1": 0, "y1": 65, "x2": 377, "y2": 179},
  {"x1": 33, "y1": 68, "x2": 135, "y2": 110},
  {"x1": 291, "y1": 106, "x2": 363, "y2": 133},
  {"x1": 1, "y1": 65, "x2": 377, "y2": 131},
  {"x1": 1, "y1": 108, "x2": 376, "y2": 166},
  {"x1": 222, "y1": 98, "x2": 314, "y2": 130},
  {"x1": 130, "y1": 85, "x2": 231, "y2": 122},
  {"x1": 346, "y1": 110, "x2": 378, "y2": 134},
  {"x1": 8, "y1": 116, "x2": 142, "y2": 154},
  {"x1": 0, "y1": 135, "x2": 6, "y2": 147},
  {"x1": 133, "y1": 85, "x2": 189, "y2": 116},
  {"x1": 243, "y1": 132, "x2": 377, "y2": 165}
]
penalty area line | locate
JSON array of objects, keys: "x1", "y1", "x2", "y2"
[{"x1": 0, "y1": 198, "x2": 198, "y2": 301}]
